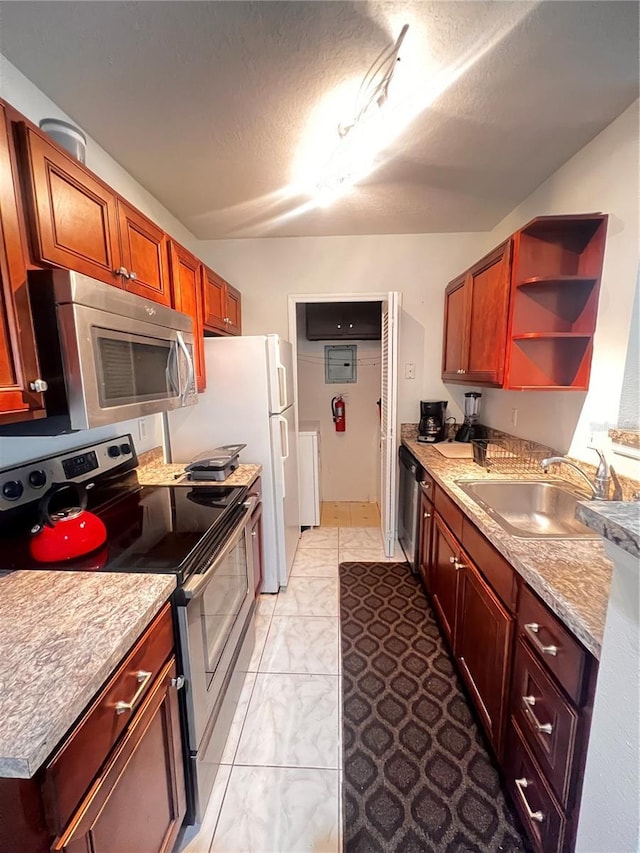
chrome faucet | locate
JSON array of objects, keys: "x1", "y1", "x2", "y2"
[{"x1": 540, "y1": 448, "x2": 611, "y2": 500}]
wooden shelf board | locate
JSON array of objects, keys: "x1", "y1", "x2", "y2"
[
  {"x1": 516, "y1": 275, "x2": 597, "y2": 288},
  {"x1": 512, "y1": 332, "x2": 592, "y2": 341}
]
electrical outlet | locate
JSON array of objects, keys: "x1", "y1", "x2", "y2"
[
  {"x1": 511, "y1": 408, "x2": 518, "y2": 427},
  {"x1": 405, "y1": 363, "x2": 416, "y2": 380}
]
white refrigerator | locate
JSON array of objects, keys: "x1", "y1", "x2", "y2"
[{"x1": 166, "y1": 335, "x2": 300, "y2": 593}]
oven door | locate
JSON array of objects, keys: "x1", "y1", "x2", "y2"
[
  {"x1": 56, "y1": 302, "x2": 196, "y2": 429},
  {"x1": 179, "y1": 497, "x2": 257, "y2": 752}
]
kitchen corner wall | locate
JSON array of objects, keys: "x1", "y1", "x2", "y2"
[
  {"x1": 473, "y1": 100, "x2": 640, "y2": 478},
  {"x1": 0, "y1": 54, "x2": 200, "y2": 468}
]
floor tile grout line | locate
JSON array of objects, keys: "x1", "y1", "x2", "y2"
[{"x1": 205, "y1": 764, "x2": 233, "y2": 853}]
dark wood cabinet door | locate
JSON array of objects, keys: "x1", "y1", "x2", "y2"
[
  {"x1": 19, "y1": 125, "x2": 122, "y2": 286},
  {"x1": 441, "y1": 274, "x2": 468, "y2": 380},
  {"x1": 169, "y1": 241, "x2": 205, "y2": 392},
  {"x1": 225, "y1": 282, "x2": 242, "y2": 335},
  {"x1": 250, "y1": 503, "x2": 264, "y2": 596},
  {"x1": 465, "y1": 240, "x2": 512, "y2": 385},
  {"x1": 117, "y1": 200, "x2": 170, "y2": 306},
  {"x1": 417, "y1": 491, "x2": 434, "y2": 591},
  {"x1": 202, "y1": 265, "x2": 228, "y2": 333},
  {"x1": 52, "y1": 657, "x2": 186, "y2": 853},
  {"x1": 455, "y1": 555, "x2": 513, "y2": 758},
  {"x1": 0, "y1": 105, "x2": 46, "y2": 422},
  {"x1": 429, "y1": 515, "x2": 460, "y2": 647}
]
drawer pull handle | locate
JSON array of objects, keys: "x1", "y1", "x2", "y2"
[
  {"x1": 523, "y1": 695, "x2": 553, "y2": 735},
  {"x1": 419, "y1": 481, "x2": 431, "y2": 492},
  {"x1": 515, "y1": 777, "x2": 545, "y2": 823},
  {"x1": 449, "y1": 556, "x2": 464, "y2": 571},
  {"x1": 524, "y1": 622, "x2": 558, "y2": 656},
  {"x1": 115, "y1": 670, "x2": 152, "y2": 715}
]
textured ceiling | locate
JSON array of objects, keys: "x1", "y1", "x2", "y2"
[{"x1": 0, "y1": 1, "x2": 637, "y2": 239}]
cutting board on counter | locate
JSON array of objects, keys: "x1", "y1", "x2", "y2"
[{"x1": 432, "y1": 442, "x2": 474, "y2": 458}]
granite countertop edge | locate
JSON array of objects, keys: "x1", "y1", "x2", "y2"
[
  {"x1": 0, "y1": 572, "x2": 176, "y2": 779},
  {"x1": 402, "y1": 436, "x2": 613, "y2": 658},
  {"x1": 576, "y1": 501, "x2": 640, "y2": 559}
]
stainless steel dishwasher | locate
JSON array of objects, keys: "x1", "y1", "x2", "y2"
[{"x1": 398, "y1": 446, "x2": 421, "y2": 573}]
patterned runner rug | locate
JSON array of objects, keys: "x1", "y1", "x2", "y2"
[{"x1": 340, "y1": 562, "x2": 528, "y2": 853}]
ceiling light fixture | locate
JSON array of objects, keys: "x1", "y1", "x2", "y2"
[{"x1": 312, "y1": 23, "x2": 409, "y2": 206}]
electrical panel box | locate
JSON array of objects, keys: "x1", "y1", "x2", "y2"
[{"x1": 325, "y1": 345, "x2": 357, "y2": 383}]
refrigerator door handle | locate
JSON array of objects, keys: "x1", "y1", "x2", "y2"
[
  {"x1": 277, "y1": 364, "x2": 288, "y2": 410},
  {"x1": 279, "y1": 415, "x2": 290, "y2": 461}
]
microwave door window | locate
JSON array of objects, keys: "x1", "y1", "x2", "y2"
[{"x1": 94, "y1": 331, "x2": 180, "y2": 408}]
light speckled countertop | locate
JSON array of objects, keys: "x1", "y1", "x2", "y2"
[
  {"x1": 576, "y1": 500, "x2": 640, "y2": 559},
  {"x1": 136, "y1": 447, "x2": 261, "y2": 488},
  {"x1": 402, "y1": 430, "x2": 613, "y2": 659},
  {"x1": 0, "y1": 571, "x2": 176, "y2": 779}
]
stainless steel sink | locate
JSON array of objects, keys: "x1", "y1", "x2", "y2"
[{"x1": 455, "y1": 479, "x2": 599, "y2": 539}]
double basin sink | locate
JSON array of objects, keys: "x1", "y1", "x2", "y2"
[{"x1": 455, "y1": 479, "x2": 598, "y2": 539}]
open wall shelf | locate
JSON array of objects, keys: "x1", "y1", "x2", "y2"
[{"x1": 506, "y1": 214, "x2": 607, "y2": 389}]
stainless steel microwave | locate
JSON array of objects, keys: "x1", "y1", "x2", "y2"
[{"x1": 2, "y1": 269, "x2": 198, "y2": 435}]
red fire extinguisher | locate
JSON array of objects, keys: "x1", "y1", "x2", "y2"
[{"x1": 332, "y1": 395, "x2": 346, "y2": 432}]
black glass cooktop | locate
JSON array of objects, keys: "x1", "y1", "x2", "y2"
[{"x1": 0, "y1": 476, "x2": 248, "y2": 584}]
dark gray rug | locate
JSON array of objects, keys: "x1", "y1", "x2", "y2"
[{"x1": 340, "y1": 562, "x2": 528, "y2": 853}]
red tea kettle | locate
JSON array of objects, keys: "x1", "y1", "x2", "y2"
[{"x1": 30, "y1": 482, "x2": 107, "y2": 563}]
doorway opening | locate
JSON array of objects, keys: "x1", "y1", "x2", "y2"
[{"x1": 288, "y1": 292, "x2": 400, "y2": 556}]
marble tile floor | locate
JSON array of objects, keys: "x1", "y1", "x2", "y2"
[{"x1": 177, "y1": 526, "x2": 405, "y2": 853}]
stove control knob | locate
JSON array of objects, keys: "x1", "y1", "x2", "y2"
[
  {"x1": 28, "y1": 470, "x2": 47, "y2": 489},
  {"x1": 119, "y1": 442, "x2": 132, "y2": 455},
  {"x1": 108, "y1": 445, "x2": 121, "y2": 459},
  {"x1": 2, "y1": 480, "x2": 24, "y2": 501}
]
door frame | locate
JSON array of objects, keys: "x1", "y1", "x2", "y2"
[{"x1": 287, "y1": 292, "x2": 400, "y2": 548}]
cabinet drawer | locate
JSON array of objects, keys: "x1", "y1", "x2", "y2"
[
  {"x1": 462, "y1": 517, "x2": 517, "y2": 611},
  {"x1": 43, "y1": 603, "x2": 174, "y2": 833},
  {"x1": 511, "y1": 638, "x2": 578, "y2": 807},
  {"x1": 506, "y1": 720, "x2": 567, "y2": 853},
  {"x1": 434, "y1": 485, "x2": 463, "y2": 540},
  {"x1": 518, "y1": 586, "x2": 587, "y2": 704}
]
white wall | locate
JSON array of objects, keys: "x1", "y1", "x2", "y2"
[
  {"x1": 297, "y1": 312, "x2": 381, "y2": 502},
  {"x1": 197, "y1": 232, "x2": 485, "y2": 431},
  {"x1": 0, "y1": 55, "x2": 200, "y2": 468},
  {"x1": 471, "y1": 101, "x2": 640, "y2": 477}
]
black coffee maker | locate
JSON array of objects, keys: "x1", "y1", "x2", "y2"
[{"x1": 418, "y1": 401, "x2": 447, "y2": 443}]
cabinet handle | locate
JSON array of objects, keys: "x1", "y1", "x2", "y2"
[
  {"x1": 524, "y1": 623, "x2": 558, "y2": 656},
  {"x1": 171, "y1": 675, "x2": 185, "y2": 690},
  {"x1": 522, "y1": 695, "x2": 553, "y2": 735},
  {"x1": 114, "y1": 266, "x2": 130, "y2": 279},
  {"x1": 424, "y1": 512, "x2": 431, "y2": 519},
  {"x1": 128, "y1": 270, "x2": 137, "y2": 281},
  {"x1": 29, "y1": 379, "x2": 48, "y2": 392},
  {"x1": 449, "y1": 556, "x2": 464, "y2": 571},
  {"x1": 419, "y1": 481, "x2": 431, "y2": 493},
  {"x1": 515, "y1": 778, "x2": 545, "y2": 823},
  {"x1": 115, "y1": 670, "x2": 152, "y2": 714},
  {"x1": 252, "y1": 530, "x2": 257, "y2": 537}
]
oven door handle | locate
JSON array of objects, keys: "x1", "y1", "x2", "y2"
[{"x1": 181, "y1": 496, "x2": 258, "y2": 601}]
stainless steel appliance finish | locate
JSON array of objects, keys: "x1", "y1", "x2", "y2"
[
  {"x1": 455, "y1": 479, "x2": 599, "y2": 539},
  {"x1": 398, "y1": 445, "x2": 421, "y2": 571},
  {"x1": 176, "y1": 496, "x2": 257, "y2": 822},
  {"x1": 3, "y1": 269, "x2": 197, "y2": 434}
]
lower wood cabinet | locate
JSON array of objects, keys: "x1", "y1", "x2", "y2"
[
  {"x1": 52, "y1": 657, "x2": 185, "y2": 853},
  {"x1": 430, "y1": 515, "x2": 460, "y2": 647},
  {"x1": 455, "y1": 559, "x2": 513, "y2": 759},
  {"x1": 0, "y1": 603, "x2": 186, "y2": 853}
]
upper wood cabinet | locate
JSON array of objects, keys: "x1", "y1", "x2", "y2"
[
  {"x1": 18, "y1": 124, "x2": 125, "y2": 287},
  {"x1": 169, "y1": 241, "x2": 206, "y2": 392},
  {"x1": 117, "y1": 200, "x2": 171, "y2": 306},
  {"x1": 442, "y1": 241, "x2": 512, "y2": 386},
  {"x1": 202, "y1": 265, "x2": 242, "y2": 335},
  {"x1": 442, "y1": 215, "x2": 608, "y2": 391},
  {"x1": 0, "y1": 105, "x2": 46, "y2": 423}
]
